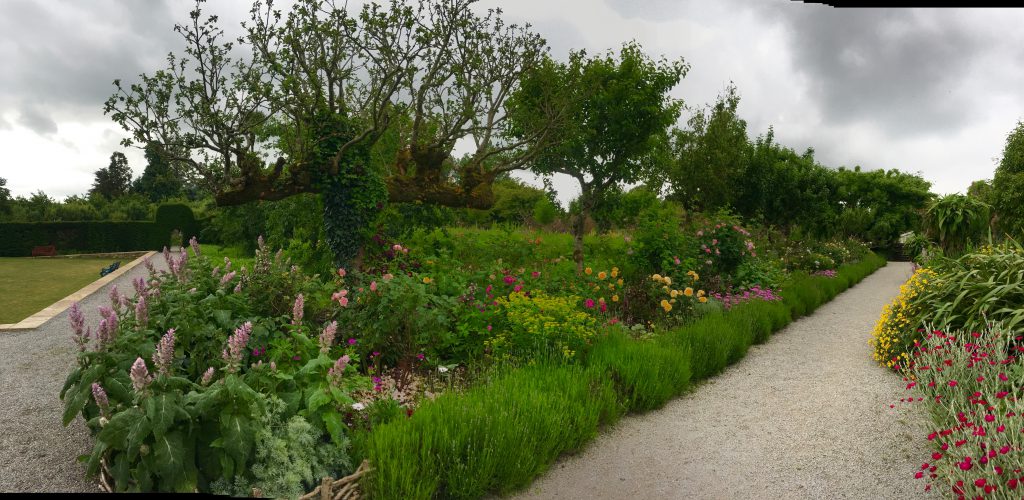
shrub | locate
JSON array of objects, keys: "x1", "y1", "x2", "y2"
[
  {"x1": 692, "y1": 215, "x2": 756, "y2": 279},
  {"x1": 587, "y1": 329, "x2": 692, "y2": 412},
  {"x1": 488, "y1": 291, "x2": 597, "y2": 362}
]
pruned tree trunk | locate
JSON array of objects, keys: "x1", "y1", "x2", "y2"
[{"x1": 572, "y1": 187, "x2": 593, "y2": 275}]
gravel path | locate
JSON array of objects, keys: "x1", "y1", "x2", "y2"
[
  {"x1": 515, "y1": 262, "x2": 935, "y2": 500},
  {"x1": 0, "y1": 255, "x2": 169, "y2": 493}
]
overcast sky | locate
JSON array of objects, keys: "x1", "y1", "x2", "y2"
[{"x1": 1, "y1": 0, "x2": 1022, "y2": 206}]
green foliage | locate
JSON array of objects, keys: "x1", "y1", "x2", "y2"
[
  {"x1": 510, "y1": 42, "x2": 687, "y2": 266},
  {"x1": 90, "y1": 152, "x2": 134, "y2": 200},
  {"x1": 362, "y1": 364, "x2": 620, "y2": 499},
  {"x1": 134, "y1": 143, "x2": 184, "y2": 203},
  {"x1": 531, "y1": 198, "x2": 558, "y2": 226},
  {"x1": 692, "y1": 214, "x2": 756, "y2": 279},
  {"x1": 488, "y1": 291, "x2": 597, "y2": 362},
  {"x1": 992, "y1": 122, "x2": 1024, "y2": 236},
  {"x1": 587, "y1": 328, "x2": 692, "y2": 411},
  {"x1": 629, "y1": 201, "x2": 688, "y2": 276},
  {"x1": 923, "y1": 193, "x2": 990, "y2": 256},
  {"x1": 913, "y1": 242, "x2": 1024, "y2": 334},
  {"x1": 0, "y1": 177, "x2": 10, "y2": 215},
  {"x1": 668, "y1": 83, "x2": 749, "y2": 211}
]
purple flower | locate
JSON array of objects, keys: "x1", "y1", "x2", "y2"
[
  {"x1": 219, "y1": 271, "x2": 236, "y2": 285},
  {"x1": 319, "y1": 321, "x2": 338, "y2": 353},
  {"x1": 69, "y1": 302, "x2": 88, "y2": 351},
  {"x1": 347, "y1": 338, "x2": 357, "y2": 346},
  {"x1": 211, "y1": 266, "x2": 221, "y2": 278},
  {"x1": 292, "y1": 293, "x2": 304, "y2": 326},
  {"x1": 223, "y1": 257, "x2": 232, "y2": 273},
  {"x1": 292, "y1": 355, "x2": 301, "y2": 361},
  {"x1": 417, "y1": 353, "x2": 425, "y2": 361},
  {"x1": 201, "y1": 367, "x2": 216, "y2": 386},
  {"x1": 143, "y1": 256, "x2": 156, "y2": 275},
  {"x1": 189, "y1": 236, "x2": 201, "y2": 257},
  {"x1": 135, "y1": 295, "x2": 148, "y2": 329},
  {"x1": 233, "y1": 282, "x2": 242, "y2": 294},
  {"x1": 130, "y1": 357, "x2": 151, "y2": 393},
  {"x1": 151, "y1": 328, "x2": 176, "y2": 376},
  {"x1": 222, "y1": 322, "x2": 252, "y2": 373},
  {"x1": 162, "y1": 246, "x2": 172, "y2": 267},
  {"x1": 91, "y1": 383, "x2": 109, "y2": 415},
  {"x1": 109, "y1": 286, "x2": 123, "y2": 313},
  {"x1": 133, "y1": 276, "x2": 147, "y2": 298}
]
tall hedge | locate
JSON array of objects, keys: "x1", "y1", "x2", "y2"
[{"x1": 0, "y1": 204, "x2": 204, "y2": 256}]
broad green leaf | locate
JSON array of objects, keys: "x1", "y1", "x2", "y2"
[
  {"x1": 219, "y1": 412, "x2": 253, "y2": 471},
  {"x1": 144, "y1": 393, "x2": 177, "y2": 439},
  {"x1": 152, "y1": 431, "x2": 187, "y2": 491},
  {"x1": 307, "y1": 388, "x2": 331, "y2": 412},
  {"x1": 98, "y1": 407, "x2": 145, "y2": 448},
  {"x1": 62, "y1": 385, "x2": 90, "y2": 426},
  {"x1": 212, "y1": 309, "x2": 233, "y2": 329},
  {"x1": 321, "y1": 411, "x2": 346, "y2": 445},
  {"x1": 60, "y1": 367, "x2": 82, "y2": 399}
]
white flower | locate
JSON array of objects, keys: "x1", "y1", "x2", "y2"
[
  {"x1": 352, "y1": 402, "x2": 365, "y2": 411},
  {"x1": 438, "y1": 366, "x2": 450, "y2": 373}
]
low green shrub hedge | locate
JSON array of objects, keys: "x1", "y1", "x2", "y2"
[{"x1": 360, "y1": 253, "x2": 887, "y2": 498}]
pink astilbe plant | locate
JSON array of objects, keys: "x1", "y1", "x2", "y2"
[
  {"x1": 201, "y1": 367, "x2": 216, "y2": 386},
  {"x1": 319, "y1": 321, "x2": 338, "y2": 353},
  {"x1": 91, "y1": 383, "x2": 110, "y2": 416},
  {"x1": 292, "y1": 294, "x2": 304, "y2": 326},
  {"x1": 151, "y1": 328, "x2": 176, "y2": 376},
  {"x1": 328, "y1": 355, "x2": 350, "y2": 386},
  {"x1": 130, "y1": 357, "x2": 151, "y2": 393},
  {"x1": 220, "y1": 271, "x2": 236, "y2": 285},
  {"x1": 135, "y1": 295, "x2": 148, "y2": 329},
  {"x1": 222, "y1": 322, "x2": 253, "y2": 373},
  {"x1": 69, "y1": 302, "x2": 89, "y2": 351}
]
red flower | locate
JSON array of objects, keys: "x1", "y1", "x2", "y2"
[
  {"x1": 949, "y1": 380, "x2": 958, "y2": 387},
  {"x1": 1009, "y1": 478, "x2": 1018, "y2": 490},
  {"x1": 975, "y1": 478, "x2": 987, "y2": 488},
  {"x1": 932, "y1": 452, "x2": 943, "y2": 460}
]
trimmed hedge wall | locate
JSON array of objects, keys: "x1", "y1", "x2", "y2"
[
  {"x1": 0, "y1": 204, "x2": 205, "y2": 256},
  {"x1": 359, "y1": 253, "x2": 888, "y2": 499}
]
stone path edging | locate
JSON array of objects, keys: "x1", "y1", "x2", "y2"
[{"x1": 0, "y1": 251, "x2": 157, "y2": 332}]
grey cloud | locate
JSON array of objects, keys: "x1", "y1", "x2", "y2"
[
  {"x1": 763, "y1": 6, "x2": 988, "y2": 137},
  {"x1": 17, "y1": 105, "x2": 58, "y2": 135}
]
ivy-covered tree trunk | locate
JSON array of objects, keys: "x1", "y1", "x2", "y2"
[{"x1": 321, "y1": 156, "x2": 387, "y2": 267}]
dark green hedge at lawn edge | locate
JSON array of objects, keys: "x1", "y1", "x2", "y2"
[
  {"x1": 0, "y1": 204, "x2": 207, "y2": 256},
  {"x1": 360, "y1": 253, "x2": 887, "y2": 499}
]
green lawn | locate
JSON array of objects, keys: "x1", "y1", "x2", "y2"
[{"x1": 0, "y1": 257, "x2": 115, "y2": 324}]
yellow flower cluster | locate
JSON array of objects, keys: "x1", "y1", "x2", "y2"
[
  {"x1": 652, "y1": 272, "x2": 707, "y2": 313},
  {"x1": 869, "y1": 267, "x2": 936, "y2": 370}
]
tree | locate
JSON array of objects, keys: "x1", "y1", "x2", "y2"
[
  {"x1": 666, "y1": 83, "x2": 750, "y2": 212},
  {"x1": 105, "y1": 0, "x2": 566, "y2": 264},
  {"x1": 510, "y1": 42, "x2": 687, "y2": 272},
  {"x1": 0, "y1": 177, "x2": 10, "y2": 215},
  {"x1": 133, "y1": 142, "x2": 184, "y2": 202},
  {"x1": 90, "y1": 152, "x2": 134, "y2": 199},
  {"x1": 991, "y1": 121, "x2": 1024, "y2": 237}
]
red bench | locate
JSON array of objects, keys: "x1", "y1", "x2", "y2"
[{"x1": 31, "y1": 245, "x2": 57, "y2": 257}]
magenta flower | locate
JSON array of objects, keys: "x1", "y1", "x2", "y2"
[
  {"x1": 585, "y1": 298, "x2": 596, "y2": 309},
  {"x1": 531, "y1": 271, "x2": 540, "y2": 278},
  {"x1": 130, "y1": 357, "x2": 151, "y2": 393},
  {"x1": 347, "y1": 338, "x2": 357, "y2": 345},
  {"x1": 319, "y1": 321, "x2": 338, "y2": 353}
]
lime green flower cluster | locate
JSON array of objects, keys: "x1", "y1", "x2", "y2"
[{"x1": 487, "y1": 291, "x2": 597, "y2": 361}]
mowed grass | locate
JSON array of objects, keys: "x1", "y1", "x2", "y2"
[{"x1": 0, "y1": 257, "x2": 114, "y2": 324}]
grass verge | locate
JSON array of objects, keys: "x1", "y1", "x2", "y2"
[{"x1": 0, "y1": 257, "x2": 114, "y2": 324}]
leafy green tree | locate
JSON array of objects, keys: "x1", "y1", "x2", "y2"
[
  {"x1": 991, "y1": 121, "x2": 1024, "y2": 236},
  {"x1": 90, "y1": 152, "x2": 133, "y2": 200},
  {"x1": 105, "y1": 0, "x2": 565, "y2": 264},
  {"x1": 511, "y1": 42, "x2": 687, "y2": 272},
  {"x1": 666, "y1": 83, "x2": 750, "y2": 211},
  {"x1": 0, "y1": 177, "x2": 11, "y2": 216},
  {"x1": 967, "y1": 179, "x2": 994, "y2": 205},
  {"x1": 133, "y1": 143, "x2": 184, "y2": 202}
]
